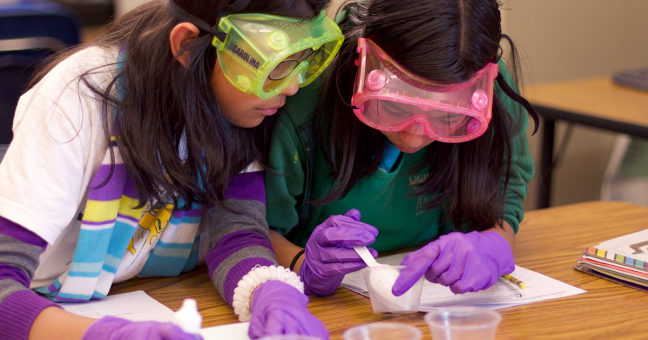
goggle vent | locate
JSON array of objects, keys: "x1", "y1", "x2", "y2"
[
  {"x1": 471, "y1": 89, "x2": 489, "y2": 111},
  {"x1": 365, "y1": 70, "x2": 386, "y2": 91}
]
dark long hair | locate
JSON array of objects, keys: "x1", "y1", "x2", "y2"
[
  {"x1": 29, "y1": 0, "x2": 328, "y2": 210},
  {"x1": 316, "y1": 0, "x2": 528, "y2": 231}
]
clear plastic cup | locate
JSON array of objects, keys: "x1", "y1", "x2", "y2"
[
  {"x1": 425, "y1": 306, "x2": 502, "y2": 340},
  {"x1": 343, "y1": 322, "x2": 422, "y2": 340},
  {"x1": 258, "y1": 336, "x2": 323, "y2": 340},
  {"x1": 361, "y1": 265, "x2": 424, "y2": 314}
]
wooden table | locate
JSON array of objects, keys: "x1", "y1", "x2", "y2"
[
  {"x1": 111, "y1": 201, "x2": 648, "y2": 339},
  {"x1": 522, "y1": 77, "x2": 648, "y2": 209}
]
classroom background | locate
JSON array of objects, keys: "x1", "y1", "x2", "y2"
[{"x1": 2, "y1": 0, "x2": 648, "y2": 210}]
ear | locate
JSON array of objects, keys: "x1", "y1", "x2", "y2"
[{"x1": 170, "y1": 23, "x2": 200, "y2": 67}]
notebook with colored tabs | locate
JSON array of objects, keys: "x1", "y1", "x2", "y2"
[{"x1": 575, "y1": 228, "x2": 648, "y2": 291}]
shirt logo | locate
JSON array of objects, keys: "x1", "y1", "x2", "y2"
[
  {"x1": 229, "y1": 43, "x2": 260, "y2": 69},
  {"x1": 409, "y1": 174, "x2": 428, "y2": 186}
]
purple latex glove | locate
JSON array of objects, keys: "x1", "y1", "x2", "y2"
[
  {"x1": 299, "y1": 209, "x2": 379, "y2": 296},
  {"x1": 392, "y1": 230, "x2": 514, "y2": 295},
  {"x1": 248, "y1": 280, "x2": 329, "y2": 339},
  {"x1": 83, "y1": 316, "x2": 201, "y2": 340}
]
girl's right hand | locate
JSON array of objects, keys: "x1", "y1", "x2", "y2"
[
  {"x1": 299, "y1": 209, "x2": 379, "y2": 296},
  {"x1": 248, "y1": 280, "x2": 328, "y2": 339},
  {"x1": 392, "y1": 230, "x2": 515, "y2": 295},
  {"x1": 83, "y1": 316, "x2": 201, "y2": 340}
]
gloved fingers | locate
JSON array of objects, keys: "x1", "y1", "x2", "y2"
[
  {"x1": 434, "y1": 251, "x2": 468, "y2": 287},
  {"x1": 343, "y1": 208, "x2": 362, "y2": 221},
  {"x1": 158, "y1": 323, "x2": 202, "y2": 340},
  {"x1": 425, "y1": 250, "x2": 453, "y2": 283},
  {"x1": 262, "y1": 310, "x2": 322, "y2": 338},
  {"x1": 315, "y1": 225, "x2": 377, "y2": 247},
  {"x1": 263, "y1": 312, "x2": 291, "y2": 336},
  {"x1": 449, "y1": 280, "x2": 476, "y2": 294},
  {"x1": 270, "y1": 308, "x2": 329, "y2": 340},
  {"x1": 392, "y1": 244, "x2": 440, "y2": 296},
  {"x1": 449, "y1": 269, "x2": 496, "y2": 294}
]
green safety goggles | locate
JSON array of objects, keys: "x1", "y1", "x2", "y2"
[{"x1": 212, "y1": 10, "x2": 344, "y2": 99}]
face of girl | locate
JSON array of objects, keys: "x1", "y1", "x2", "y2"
[{"x1": 210, "y1": 60, "x2": 300, "y2": 128}]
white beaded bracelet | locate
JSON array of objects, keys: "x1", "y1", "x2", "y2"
[{"x1": 232, "y1": 265, "x2": 304, "y2": 322}]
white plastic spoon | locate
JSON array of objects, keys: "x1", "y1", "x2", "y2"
[
  {"x1": 353, "y1": 246, "x2": 403, "y2": 311},
  {"x1": 353, "y1": 246, "x2": 388, "y2": 268}
]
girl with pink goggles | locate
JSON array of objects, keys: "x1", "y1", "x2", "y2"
[{"x1": 351, "y1": 38, "x2": 499, "y2": 143}]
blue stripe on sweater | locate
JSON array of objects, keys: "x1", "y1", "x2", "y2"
[
  {"x1": 181, "y1": 236, "x2": 201, "y2": 273},
  {"x1": 169, "y1": 215, "x2": 201, "y2": 225},
  {"x1": 55, "y1": 292, "x2": 93, "y2": 301},
  {"x1": 138, "y1": 253, "x2": 190, "y2": 277},
  {"x1": 104, "y1": 221, "x2": 137, "y2": 270},
  {"x1": 103, "y1": 253, "x2": 122, "y2": 272},
  {"x1": 73, "y1": 229, "x2": 114, "y2": 263},
  {"x1": 69, "y1": 262, "x2": 104, "y2": 275}
]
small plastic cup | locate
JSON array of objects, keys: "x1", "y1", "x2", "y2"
[
  {"x1": 343, "y1": 322, "x2": 422, "y2": 340},
  {"x1": 258, "y1": 336, "x2": 323, "y2": 340},
  {"x1": 424, "y1": 306, "x2": 502, "y2": 340},
  {"x1": 361, "y1": 265, "x2": 424, "y2": 314}
]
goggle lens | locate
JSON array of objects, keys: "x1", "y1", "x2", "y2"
[
  {"x1": 268, "y1": 48, "x2": 320, "y2": 81},
  {"x1": 362, "y1": 100, "x2": 481, "y2": 138},
  {"x1": 263, "y1": 40, "x2": 337, "y2": 92}
]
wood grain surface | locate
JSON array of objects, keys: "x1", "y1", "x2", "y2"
[
  {"x1": 110, "y1": 201, "x2": 648, "y2": 339},
  {"x1": 522, "y1": 77, "x2": 648, "y2": 128}
]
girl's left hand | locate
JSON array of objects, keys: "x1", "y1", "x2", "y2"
[{"x1": 392, "y1": 231, "x2": 515, "y2": 295}]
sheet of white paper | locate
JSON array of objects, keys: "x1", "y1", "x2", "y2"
[
  {"x1": 341, "y1": 253, "x2": 586, "y2": 311},
  {"x1": 58, "y1": 290, "x2": 176, "y2": 322},
  {"x1": 199, "y1": 322, "x2": 250, "y2": 340}
]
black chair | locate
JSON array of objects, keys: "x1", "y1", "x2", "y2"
[{"x1": 0, "y1": 1, "x2": 80, "y2": 162}]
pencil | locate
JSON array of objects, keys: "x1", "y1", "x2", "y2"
[{"x1": 502, "y1": 274, "x2": 526, "y2": 289}]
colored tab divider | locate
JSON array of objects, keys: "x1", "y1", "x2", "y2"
[
  {"x1": 583, "y1": 247, "x2": 647, "y2": 270},
  {"x1": 615, "y1": 254, "x2": 625, "y2": 263}
]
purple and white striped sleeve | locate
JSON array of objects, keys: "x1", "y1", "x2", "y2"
[
  {"x1": 0, "y1": 216, "x2": 61, "y2": 340},
  {"x1": 204, "y1": 170, "x2": 279, "y2": 307}
]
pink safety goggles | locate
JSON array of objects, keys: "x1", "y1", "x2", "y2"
[{"x1": 351, "y1": 38, "x2": 499, "y2": 143}]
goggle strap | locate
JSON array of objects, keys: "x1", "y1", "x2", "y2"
[
  {"x1": 166, "y1": 0, "x2": 250, "y2": 42},
  {"x1": 214, "y1": 0, "x2": 251, "y2": 25},
  {"x1": 336, "y1": 46, "x2": 359, "y2": 109},
  {"x1": 495, "y1": 72, "x2": 539, "y2": 136}
]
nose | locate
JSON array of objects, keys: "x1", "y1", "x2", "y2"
[
  {"x1": 280, "y1": 76, "x2": 301, "y2": 97},
  {"x1": 399, "y1": 131, "x2": 433, "y2": 150},
  {"x1": 404, "y1": 122, "x2": 426, "y2": 135}
]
